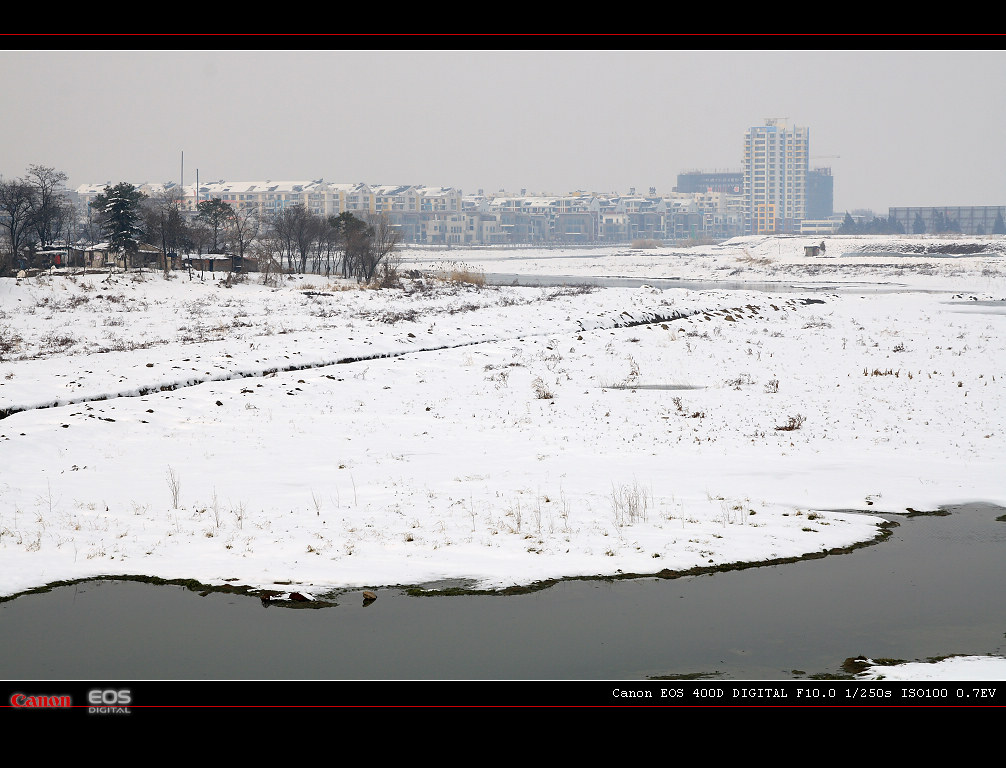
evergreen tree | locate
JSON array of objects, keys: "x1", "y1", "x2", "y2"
[
  {"x1": 994, "y1": 212, "x2": 1006, "y2": 235},
  {"x1": 913, "y1": 213, "x2": 926, "y2": 234},
  {"x1": 196, "y1": 198, "x2": 235, "y2": 253},
  {"x1": 90, "y1": 183, "x2": 147, "y2": 269},
  {"x1": 839, "y1": 212, "x2": 856, "y2": 234}
]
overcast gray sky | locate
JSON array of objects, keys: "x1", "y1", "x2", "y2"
[{"x1": 3, "y1": 48, "x2": 1004, "y2": 214}]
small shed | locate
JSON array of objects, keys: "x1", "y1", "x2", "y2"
[
  {"x1": 76, "y1": 243, "x2": 162, "y2": 269},
  {"x1": 184, "y1": 253, "x2": 235, "y2": 273}
]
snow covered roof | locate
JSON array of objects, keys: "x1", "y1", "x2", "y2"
[
  {"x1": 372, "y1": 185, "x2": 417, "y2": 196},
  {"x1": 415, "y1": 186, "x2": 461, "y2": 197}
]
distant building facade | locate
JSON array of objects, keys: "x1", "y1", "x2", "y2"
[
  {"x1": 76, "y1": 180, "x2": 752, "y2": 246},
  {"x1": 806, "y1": 167, "x2": 834, "y2": 220},
  {"x1": 799, "y1": 217, "x2": 845, "y2": 235},
  {"x1": 889, "y1": 206, "x2": 1006, "y2": 236},
  {"x1": 675, "y1": 171, "x2": 743, "y2": 195}
]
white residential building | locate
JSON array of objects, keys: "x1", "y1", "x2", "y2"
[
  {"x1": 743, "y1": 119, "x2": 809, "y2": 234},
  {"x1": 74, "y1": 179, "x2": 746, "y2": 245}
]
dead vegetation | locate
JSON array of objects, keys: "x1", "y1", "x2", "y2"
[
  {"x1": 775, "y1": 414, "x2": 806, "y2": 431},
  {"x1": 735, "y1": 248, "x2": 774, "y2": 267},
  {"x1": 442, "y1": 267, "x2": 486, "y2": 287}
]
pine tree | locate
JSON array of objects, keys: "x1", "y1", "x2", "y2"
[{"x1": 90, "y1": 183, "x2": 147, "y2": 269}]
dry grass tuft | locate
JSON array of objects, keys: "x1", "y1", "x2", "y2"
[
  {"x1": 736, "y1": 248, "x2": 774, "y2": 266},
  {"x1": 444, "y1": 268, "x2": 486, "y2": 287}
]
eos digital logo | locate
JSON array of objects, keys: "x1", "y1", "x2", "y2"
[{"x1": 87, "y1": 689, "x2": 132, "y2": 714}]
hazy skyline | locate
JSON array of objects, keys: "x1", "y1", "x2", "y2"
[{"x1": 3, "y1": 48, "x2": 1004, "y2": 214}]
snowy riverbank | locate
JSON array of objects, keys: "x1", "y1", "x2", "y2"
[{"x1": 2, "y1": 235, "x2": 1006, "y2": 682}]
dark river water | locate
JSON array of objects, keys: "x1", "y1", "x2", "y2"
[
  {"x1": 481, "y1": 272, "x2": 925, "y2": 294},
  {"x1": 1, "y1": 504, "x2": 1003, "y2": 680}
]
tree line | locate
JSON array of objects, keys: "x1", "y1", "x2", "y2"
[
  {"x1": 838, "y1": 212, "x2": 906, "y2": 235},
  {"x1": 0, "y1": 166, "x2": 401, "y2": 281}
]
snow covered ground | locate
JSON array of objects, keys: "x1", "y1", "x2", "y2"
[
  {"x1": 2, "y1": 234, "x2": 1005, "y2": 680},
  {"x1": 399, "y1": 233, "x2": 1006, "y2": 292},
  {"x1": 857, "y1": 655, "x2": 1006, "y2": 681}
]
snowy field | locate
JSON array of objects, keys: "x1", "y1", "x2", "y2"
[{"x1": 2, "y1": 234, "x2": 1005, "y2": 679}]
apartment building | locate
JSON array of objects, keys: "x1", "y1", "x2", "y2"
[
  {"x1": 743, "y1": 119, "x2": 809, "y2": 234},
  {"x1": 76, "y1": 180, "x2": 344, "y2": 218}
]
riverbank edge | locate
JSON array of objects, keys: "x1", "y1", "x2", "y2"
[{"x1": 0, "y1": 518, "x2": 897, "y2": 606}]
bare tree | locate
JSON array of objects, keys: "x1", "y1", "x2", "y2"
[
  {"x1": 367, "y1": 213, "x2": 402, "y2": 285},
  {"x1": 269, "y1": 206, "x2": 298, "y2": 272},
  {"x1": 49, "y1": 197, "x2": 75, "y2": 248},
  {"x1": 55, "y1": 199, "x2": 86, "y2": 270},
  {"x1": 25, "y1": 165, "x2": 70, "y2": 249},
  {"x1": 228, "y1": 205, "x2": 260, "y2": 267},
  {"x1": 253, "y1": 231, "x2": 284, "y2": 286},
  {"x1": 143, "y1": 189, "x2": 188, "y2": 273},
  {"x1": 311, "y1": 215, "x2": 342, "y2": 275},
  {"x1": 187, "y1": 220, "x2": 213, "y2": 277},
  {"x1": 290, "y1": 206, "x2": 320, "y2": 274},
  {"x1": 76, "y1": 197, "x2": 103, "y2": 248},
  {"x1": 267, "y1": 204, "x2": 324, "y2": 273},
  {"x1": 0, "y1": 178, "x2": 37, "y2": 275}
]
